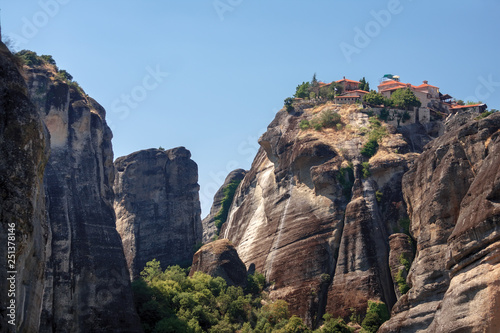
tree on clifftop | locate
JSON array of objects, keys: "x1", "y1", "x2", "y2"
[
  {"x1": 358, "y1": 77, "x2": 370, "y2": 91},
  {"x1": 390, "y1": 88, "x2": 421, "y2": 110},
  {"x1": 363, "y1": 91, "x2": 385, "y2": 106}
]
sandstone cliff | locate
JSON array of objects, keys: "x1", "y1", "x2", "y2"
[
  {"x1": 0, "y1": 44, "x2": 49, "y2": 333},
  {"x1": 189, "y1": 239, "x2": 248, "y2": 287},
  {"x1": 379, "y1": 112, "x2": 500, "y2": 332},
  {"x1": 202, "y1": 169, "x2": 247, "y2": 243},
  {"x1": 221, "y1": 103, "x2": 420, "y2": 327},
  {"x1": 22, "y1": 58, "x2": 142, "y2": 332},
  {"x1": 114, "y1": 147, "x2": 203, "y2": 279}
]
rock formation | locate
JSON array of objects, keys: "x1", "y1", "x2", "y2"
[
  {"x1": 114, "y1": 147, "x2": 203, "y2": 279},
  {"x1": 380, "y1": 112, "x2": 500, "y2": 332},
  {"x1": 202, "y1": 169, "x2": 247, "y2": 243},
  {"x1": 221, "y1": 104, "x2": 419, "y2": 326},
  {"x1": 0, "y1": 43, "x2": 49, "y2": 333},
  {"x1": 22, "y1": 57, "x2": 142, "y2": 332},
  {"x1": 189, "y1": 239, "x2": 248, "y2": 287}
]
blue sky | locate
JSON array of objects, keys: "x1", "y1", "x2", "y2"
[{"x1": 3, "y1": 0, "x2": 500, "y2": 216}]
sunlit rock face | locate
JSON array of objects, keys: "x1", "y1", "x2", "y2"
[
  {"x1": 380, "y1": 112, "x2": 500, "y2": 332},
  {"x1": 221, "y1": 104, "x2": 419, "y2": 327},
  {"x1": 23, "y1": 62, "x2": 142, "y2": 332}
]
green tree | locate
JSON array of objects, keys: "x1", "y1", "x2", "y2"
[
  {"x1": 141, "y1": 259, "x2": 163, "y2": 283},
  {"x1": 390, "y1": 88, "x2": 421, "y2": 110},
  {"x1": 358, "y1": 77, "x2": 370, "y2": 91},
  {"x1": 284, "y1": 97, "x2": 294, "y2": 112},
  {"x1": 361, "y1": 301, "x2": 389, "y2": 333},
  {"x1": 363, "y1": 91, "x2": 384, "y2": 106},
  {"x1": 294, "y1": 82, "x2": 311, "y2": 99}
]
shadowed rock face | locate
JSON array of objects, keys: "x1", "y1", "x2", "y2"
[
  {"x1": 202, "y1": 169, "x2": 247, "y2": 243},
  {"x1": 23, "y1": 63, "x2": 142, "y2": 332},
  {"x1": 189, "y1": 239, "x2": 247, "y2": 287},
  {"x1": 114, "y1": 147, "x2": 203, "y2": 278},
  {"x1": 0, "y1": 44, "x2": 49, "y2": 333},
  {"x1": 380, "y1": 112, "x2": 500, "y2": 332},
  {"x1": 221, "y1": 104, "x2": 417, "y2": 327}
]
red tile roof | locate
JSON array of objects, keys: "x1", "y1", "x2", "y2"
[
  {"x1": 450, "y1": 104, "x2": 483, "y2": 109},
  {"x1": 378, "y1": 80, "x2": 406, "y2": 87},
  {"x1": 336, "y1": 78, "x2": 360, "y2": 84},
  {"x1": 415, "y1": 83, "x2": 439, "y2": 89}
]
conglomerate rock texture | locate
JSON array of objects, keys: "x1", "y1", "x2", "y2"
[
  {"x1": 0, "y1": 44, "x2": 49, "y2": 333},
  {"x1": 221, "y1": 103, "x2": 419, "y2": 327},
  {"x1": 202, "y1": 169, "x2": 247, "y2": 243},
  {"x1": 114, "y1": 147, "x2": 203, "y2": 279},
  {"x1": 23, "y1": 61, "x2": 142, "y2": 332},
  {"x1": 189, "y1": 239, "x2": 248, "y2": 287},
  {"x1": 380, "y1": 112, "x2": 500, "y2": 332}
]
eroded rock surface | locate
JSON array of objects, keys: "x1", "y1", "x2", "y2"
[
  {"x1": 380, "y1": 112, "x2": 500, "y2": 332},
  {"x1": 0, "y1": 44, "x2": 49, "y2": 333},
  {"x1": 221, "y1": 104, "x2": 418, "y2": 327},
  {"x1": 23, "y1": 61, "x2": 141, "y2": 332},
  {"x1": 114, "y1": 147, "x2": 203, "y2": 278},
  {"x1": 189, "y1": 239, "x2": 247, "y2": 287},
  {"x1": 202, "y1": 169, "x2": 246, "y2": 243}
]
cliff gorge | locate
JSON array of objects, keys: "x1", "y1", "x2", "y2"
[
  {"x1": 202, "y1": 168, "x2": 247, "y2": 243},
  {"x1": 221, "y1": 103, "x2": 420, "y2": 326},
  {"x1": 0, "y1": 44, "x2": 49, "y2": 333},
  {"x1": 380, "y1": 112, "x2": 500, "y2": 332},
  {"x1": 22, "y1": 56, "x2": 141, "y2": 332},
  {"x1": 114, "y1": 147, "x2": 203, "y2": 279}
]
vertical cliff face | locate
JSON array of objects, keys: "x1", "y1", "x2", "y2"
[
  {"x1": 0, "y1": 44, "x2": 49, "y2": 333},
  {"x1": 380, "y1": 113, "x2": 500, "y2": 332},
  {"x1": 202, "y1": 169, "x2": 247, "y2": 243},
  {"x1": 114, "y1": 147, "x2": 203, "y2": 279},
  {"x1": 22, "y1": 61, "x2": 142, "y2": 332},
  {"x1": 222, "y1": 104, "x2": 417, "y2": 326}
]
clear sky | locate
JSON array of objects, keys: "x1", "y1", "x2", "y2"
[{"x1": 2, "y1": 0, "x2": 499, "y2": 216}]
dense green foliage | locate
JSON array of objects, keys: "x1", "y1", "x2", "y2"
[
  {"x1": 214, "y1": 180, "x2": 241, "y2": 237},
  {"x1": 360, "y1": 139, "x2": 378, "y2": 158},
  {"x1": 360, "y1": 301, "x2": 389, "y2": 333},
  {"x1": 295, "y1": 82, "x2": 311, "y2": 99},
  {"x1": 361, "y1": 162, "x2": 371, "y2": 178},
  {"x1": 389, "y1": 88, "x2": 421, "y2": 111},
  {"x1": 476, "y1": 109, "x2": 497, "y2": 120},
  {"x1": 363, "y1": 91, "x2": 384, "y2": 106},
  {"x1": 133, "y1": 260, "x2": 356, "y2": 333},
  {"x1": 299, "y1": 119, "x2": 311, "y2": 130},
  {"x1": 398, "y1": 217, "x2": 410, "y2": 235},
  {"x1": 395, "y1": 270, "x2": 410, "y2": 295},
  {"x1": 16, "y1": 50, "x2": 45, "y2": 66},
  {"x1": 337, "y1": 165, "x2": 354, "y2": 199},
  {"x1": 56, "y1": 69, "x2": 73, "y2": 82},
  {"x1": 284, "y1": 97, "x2": 295, "y2": 113},
  {"x1": 358, "y1": 77, "x2": 370, "y2": 92},
  {"x1": 360, "y1": 117, "x2": 387, "y2": 158},
  {"x1": 378, "y1": 108, "x2": 390, "y2": 121}
]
